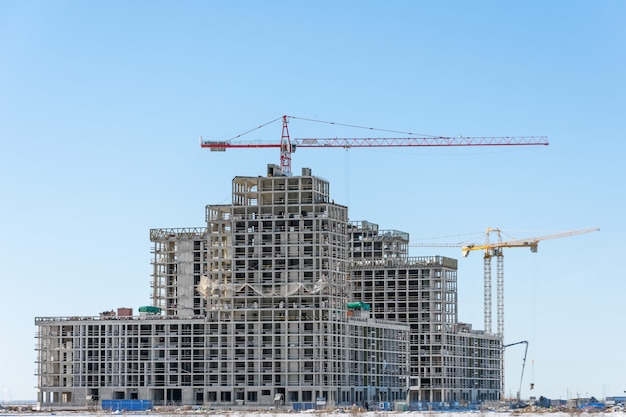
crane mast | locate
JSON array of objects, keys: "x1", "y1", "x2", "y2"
[{"x1": 280, "y1": 115, "x2": 292, "y2": 174}]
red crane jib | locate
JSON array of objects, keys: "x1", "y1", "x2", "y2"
[{"x1": 200, "y1": 115, "x2": 548, "y2": 174}]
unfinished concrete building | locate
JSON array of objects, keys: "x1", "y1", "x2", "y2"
[
  {"x1": 348, "y1": 221, "x2": 502, "y2": 403},
  {"x1": 35, "y1": 165, "x2": 410, "y2": 409},
  {"x1": 35, "y1": 164, "x2": 502, "y2": 410}
]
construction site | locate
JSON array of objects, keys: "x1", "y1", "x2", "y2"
[{"x1": 34, "y1": 116, "x2": 596, "y2": 411}]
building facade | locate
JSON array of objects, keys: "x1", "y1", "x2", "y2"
[
  {"x1": 348, "y1": 220, "x2": 502, "y2": 404},
  {"x1": 35, "y1": 164, "x2": 501, "y2": 410},
  {"x1": 35, "y1": 311, "x2": 408, "y2": 408}
]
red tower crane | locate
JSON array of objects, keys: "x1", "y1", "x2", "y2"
[{"x1": 200, "y1": 115, "x2": 549, "y2": 174}]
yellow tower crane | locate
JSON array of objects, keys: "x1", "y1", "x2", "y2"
[
  {"x1": 411, "y1": 226, "x2": 599, "y2": 401},
  {"x1": 462, "y1": 227, "x2": 600, "y2": 336},
  {"x1": 411, "y1": 227, "x2": 600, "y2": 336}
]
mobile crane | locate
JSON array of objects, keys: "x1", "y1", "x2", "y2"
[{"x1": 503, "y1": 340, "x2": 530, "y2": 403}]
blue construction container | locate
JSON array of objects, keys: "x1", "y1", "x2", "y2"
[{"x1": 101, "y1": 399, "x2": 153, "y2": 411}]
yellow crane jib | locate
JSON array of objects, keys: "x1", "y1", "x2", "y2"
[{"x1": 461, "y1": 227, "x2": 600, "y2": 257}]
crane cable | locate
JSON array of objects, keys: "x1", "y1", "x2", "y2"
[
  {"x1": 221, "y1": 114, "x2": 454, "y2": 144},
  {"x1": 287, "y1": 115, "x2": 440, "y2": 137},
  {"x1": 223, "y1": 116, "x2": 284, "y2": 143},
  {"x1": 530, "y1": 254, "x2": 538, "y2": 391}
]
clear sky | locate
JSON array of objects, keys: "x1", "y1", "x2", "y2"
[{"x1": 1, "y1": 0, "x2": 624, "y2": 403}]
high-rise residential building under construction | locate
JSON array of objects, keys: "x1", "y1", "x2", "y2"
[{"x1": 35, "y1": 164, "x2": 502, "y2": 410}]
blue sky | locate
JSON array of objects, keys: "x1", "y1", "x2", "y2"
[{"x1": 1, "y1": 0, "x2": 624, "y2": 402}]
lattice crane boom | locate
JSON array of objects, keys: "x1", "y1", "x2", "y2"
[
  {"x1": 200, "y1": 115, "x2": 549, "y2": 174},
  {"x1": 461, "y1": 227, "x2": 601, "y2": 256}
]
